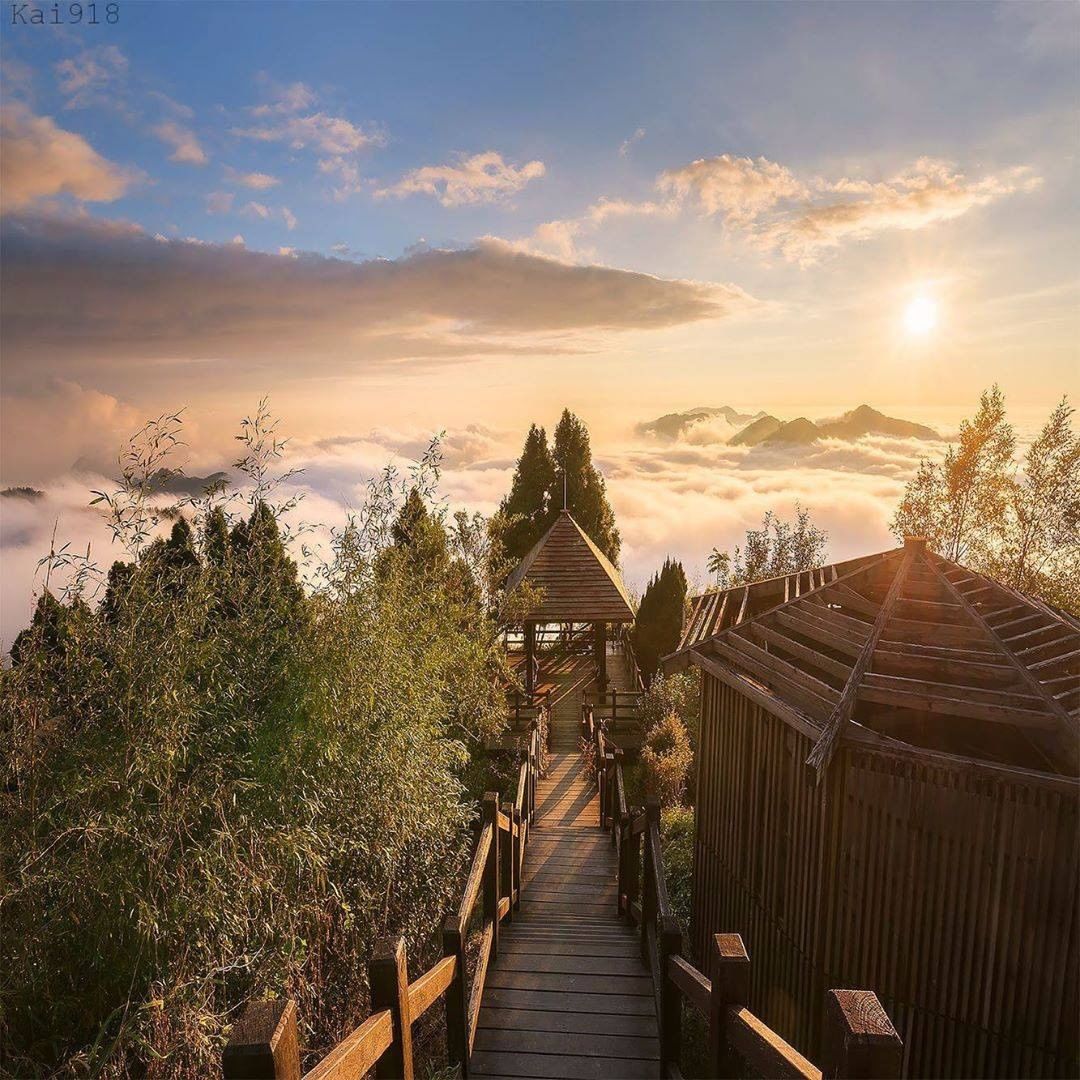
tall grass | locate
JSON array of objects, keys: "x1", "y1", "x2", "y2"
[{"x1": 0, "y1": 409, "x2": 508, "y2": 1077}]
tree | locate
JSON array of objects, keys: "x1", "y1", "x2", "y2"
[
  {"x1": 893, "y1": 391, "x2": 1079, "y2": 612},
  {"x1": 992, "y1": 398, "x2": 1080, "y2": 609},
  {"x1": 552, "y1": 409, "x2": 621, "y2": 564},
  {"x1": 495, "y1": 424, "x2": 556, "y2": 562},
  {"x1": 492, "y1": 411, "x2": 622, "y2": 567},
  {"x1": 631, "y1": 558, "x2": 687, "y2": 684},
  {"x1": 891, "y1": 386, "x2": 1014, "y2": 563},
  {"x1": 708, "y1": 505, "x2": 828, "y2": 588}
]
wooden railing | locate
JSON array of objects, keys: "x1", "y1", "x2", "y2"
[
  {"x1": 583, "y1": 691, "x2": 643, "y2": 744},
  {"x1": 223, "y1": 722, "x2": 544, "y2": 1080},
  {"x1": 585, "y1": 727, "x2": 904, "y2": 1080}
]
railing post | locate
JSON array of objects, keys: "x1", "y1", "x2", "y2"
[
  {"x1": 640, "y1": 798, "x2": 660, "y2": 964},
  {"x1": 223, "y1": 999, "x2": 301, "y2": 1080},
  {"x1": 442, "y1": 916, "x2": 470, "y2": 1079},
  {"x1": 501, "y1": 800, "x2": 514, "y2": 924},
  {"x1": 710, "y1": 932, "x2": 749, "y2": 1079},
  {"x1": 659, "y1": 914, "x2": 684, "y2": 1079},
  {"x1": 512, "y1": 803, "x2": 522, "y2": 910},
  {"x1": 823, "y1": 990, "x2": 903, "y2": 1079},
  {"x1": 370, "y1": 936, "x2": 414, "y2": 1080},
  {"x1": 617, "y1": 811, "x2": 631, "y2": 917},
  {"x1": 482, "y1": 791, "x2": 500, "y2": 960},
  {"x1": 611, "y1": 748, "x2": 623, "y2": 847}
]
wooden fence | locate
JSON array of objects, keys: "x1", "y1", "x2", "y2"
[
  {"x1": 223, "y1": 722, "x2": 543, "y2": 1080},
  {"x1": 692, "y1": 676, "x2": 1079, "y2": 1078},
  {"x1": 583, "y1": 714, "x2": 904, "y2": 1080}
]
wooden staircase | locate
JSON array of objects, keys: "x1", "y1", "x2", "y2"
[{"x1": 471, "y1": 750, "x2": 659, "y2": 1079}]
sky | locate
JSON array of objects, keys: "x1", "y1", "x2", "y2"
[{"x1": 1, "y1": 1, "x2": 1078, "y2": 645}]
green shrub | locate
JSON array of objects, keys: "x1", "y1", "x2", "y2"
[
  {"x1": 641, "y1": 712, "x2": 693, "y2": 808},
  {"x1": 642, "y1": 670, "x2": 701, "y2": 750},
  {"x1": 0, "y1": 412, "x2": 507, "y2": 1077}
]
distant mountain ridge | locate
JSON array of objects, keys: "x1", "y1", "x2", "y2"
[
  {"x1": 637, "y1": 406, "x2": 765, "y2": 440},
  {"x1": 641, "y1": 404, "x2": 940, "y2": 447}
]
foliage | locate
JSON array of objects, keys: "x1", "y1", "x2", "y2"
[
  {"x1": 707, "y1": 504, "x2": 828, "y2": 588},
  {"x1": 892, "y1": 389, "x2": 1079, "y2": 613},
  {"x1": 552, "y1": 409, "x2": 621, "y2": 564},
  {"x1": 0, "y1": 410, "x2": 508, "y2": 1078},
  {"x1": 642, "y1": 671, "x2": 701, "y2": 753},
  {"x1": 493, "y1": 424, "x2": 557, "y2": 563},
  {"x1": 631, "y1": 558, "x2": 688, "y2": 685},
  {"x1": 491, "y1": 409, "x2": 621, "y2": 567},
  {"x1": 641, "y1": 712, "x2": 693, "y2": 808},
  {"x1": 659, "y1": 806, "x2": 695, "y2": 935}
]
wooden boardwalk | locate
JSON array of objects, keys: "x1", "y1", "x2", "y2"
[{"x1": 472, "y1": 751, "x2": 659, "y2": 1079}]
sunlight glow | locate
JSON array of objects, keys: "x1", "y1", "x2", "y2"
[{"x1": 903, "y1": 294, "x2": 939, "y2": 337}]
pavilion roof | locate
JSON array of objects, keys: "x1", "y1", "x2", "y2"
[
  {"x1": 664, "y1": 538, "x2": 1079, "y2": 777},
  {"x1": 505, "y1": 510, "x2": 635, "y2": 623}
]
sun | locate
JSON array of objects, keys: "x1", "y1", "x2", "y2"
[{"x1": 903, "y1": 294, "x2": 939, "y2": 336}]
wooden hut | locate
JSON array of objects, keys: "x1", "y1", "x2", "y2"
[
  {"x1": 505, "y1": 508, "x2": 634, "y2": 696},
  {"x1": 664, "y1": 538, "x2": 1079, "y2": 1078}
]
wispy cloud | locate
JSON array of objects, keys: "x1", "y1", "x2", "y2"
[
  {"x1": 619, "y1": 127, "x2": 646, "y2": 157},
  {"x1": 659, "y1": 154, "x2": 808, "y2": 226},
  {"x1": 545, "y1": 152, "x2": 1042, "y2": 265},
  {"x1": 151, "y1": 120, "x2": 208, "y2": 165},
  {"x1": 375, "y1": 151, "x2": 546, "y2": 207},
  {"x1": 223, "y1": 166, "x2": 280, "y2": 190},
  {"x1": 0, "y1": 104, "x2": 136, "y2": 211},
  {"x1": 54, "y1": 45, "x2": 128, "y2": 108}
]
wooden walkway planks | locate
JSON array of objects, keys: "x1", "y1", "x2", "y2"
[{"x1": 473, "y1": 751, "x2": 659, "y2": 1079}]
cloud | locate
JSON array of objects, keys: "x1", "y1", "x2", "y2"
[
  {"x1": 547, "y1": 151, "x2": 1040, "y2": 265},
  {"x1": 250, "y1": 80, "x2": 318, "y2": 116},
  {"x1": 659, "y1": 154, "x2": 809, "y2": 225},
  {"x1": 282, "y1": 207, "x2": 297, "y2": 231},
  {"x1": 224, "y1": 166, "x2": 281, "y2": 190},
  {"x1": 761, "y1": 158, "x2": 1043, "y2": 263},
  {"x1": 619, "y1": 128, "x2": 646, "y2": 157},
  {"x1": 0, "y1": 378, "x2": 143, "y2": 483},
  {"x1": 375, "y1": 151, "x2": 545, "y2": 207},
  {"x1": 0, "y1": 212, "x2": 750, "y2": 379},
  {"x1": 151, "y1": 120, "x2": 208, "y2": 165},
  {"x1": 0, "y1": 104, "x2": 135, "y2": 211},
  {"x1": 241, "y1": 200, "x2": 271, "y2": 219},
  {"x1": 54, "y1": 45, "x2": 128, "y2": 108},
  {"x1": 205, "y1": 190, "x2": 234, "y2": 214},
  {"x1": 234, "y1": 112, "x2": 382, "y2": 156}
]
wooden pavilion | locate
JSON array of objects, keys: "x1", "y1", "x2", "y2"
[
  {"x1": 504, "y1": 509, "x2": 635, "y2": 698},
  {"x1": 664, "y1": 537, "x2": 1079, "y2": 1077}
]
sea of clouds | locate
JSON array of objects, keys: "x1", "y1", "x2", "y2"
[{"x1": 1, "y1": 408, "x2": 977, "y2": 652}]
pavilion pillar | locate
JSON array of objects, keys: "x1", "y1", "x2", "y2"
[
  {"x1": 595, "y1": 622, "x2": 608, "y2": 693},
  {"x1": 524, "y1": 621, "x2": 536, "y2": 699}
]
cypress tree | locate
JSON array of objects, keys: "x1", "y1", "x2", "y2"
[
  {"x1": 553, "y1": 409, "x2": 621, "y2": 564},
  {"x1": 631, "y1": 558, "x2": 688, "y2": 684},
  {"x1": 496, "y1": 424, "x2": 557, "y2": 562}
]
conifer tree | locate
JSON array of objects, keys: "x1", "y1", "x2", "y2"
[
  {"x1": 631, "y1": 558, "x2": 688, "y2": 684},
  {"x1": 552, "y1": 409, "x2": 621, "y2": 564},
  {"x1": 496, "y1": 424, "x2": 557, "y2": 562}
]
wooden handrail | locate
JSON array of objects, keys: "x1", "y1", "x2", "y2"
[
  {"x1": 224, "y1": 718, "x2": 546, "y2": 1080},
  {"x1": 589, "y1": 752, "x2": 904, "y2": 1080}
]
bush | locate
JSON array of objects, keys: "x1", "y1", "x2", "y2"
[
  {"x1": 641, "y1": 712, "x2": 693, "y2": 808},
  {"x1": 0, "y1": 413, "x2": 507, "y2": 1077},
  {"x1": 642, "y1": 670, "x2": 701, "y2": 750}
]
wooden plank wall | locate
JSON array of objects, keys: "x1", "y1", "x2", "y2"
[{"x1": 691, "y1": 676, "x2": 1080, "y2": 1079}]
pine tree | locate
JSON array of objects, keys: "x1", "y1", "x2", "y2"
[
  {"x1": 496, "y1": 424, "x2": 557, "y2": 562},
  {"x1": 552, "y1": 409, "x2": 621, "y2": 564},
  {"x1": 631, "y1": 558, "x2": 688, "y2": 684}
]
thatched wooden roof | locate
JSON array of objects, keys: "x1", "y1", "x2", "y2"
[
  {"x1": 665, "y1": 538, "x2": 1080, "y2": 776},
  {"x1": 505, "y1": 510, "x2": 634, "y2": 623}
]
